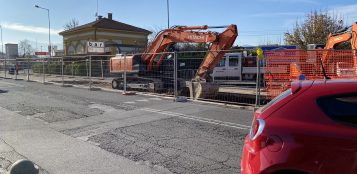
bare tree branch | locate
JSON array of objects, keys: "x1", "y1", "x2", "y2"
[
  {"x1": 19, "y1": 39, "x2": 34, "y2": 57},
  {"x1": 64, "y1": 18, "x2": 79, "y2": 30},
  {"x1": 284, "y1": 10, "x2": 345, "y2": 49}
]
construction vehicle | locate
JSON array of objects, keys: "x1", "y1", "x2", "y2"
[
  {"x1": 322, "y1": 22, "x2": 357, "y2": 77},
  {"x1": 290, "y1": 22, "x2": 357, "y2": 80},
  {"x1": 109, "y1": 24, "x2": 238, "y2": 99}
]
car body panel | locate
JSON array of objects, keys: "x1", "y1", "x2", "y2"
[{"x1": 242, "y1": 80, "x2": 357, "y2": 174}]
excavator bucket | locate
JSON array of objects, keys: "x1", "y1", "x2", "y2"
[{"x1": 188, "y1": 81, "x2": 220, "y2": 100}]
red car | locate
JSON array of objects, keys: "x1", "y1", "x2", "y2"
[{"x1": 241, "y1": 79, "x2": 357, "y2": 174}]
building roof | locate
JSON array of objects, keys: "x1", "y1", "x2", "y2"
[{"x1": 59, "y1": 17, "x2": 152, "y2": 35}]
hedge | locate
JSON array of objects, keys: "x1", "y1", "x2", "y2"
[{"x1": 32, "y1": 61, "x2": 108, "y2": 77}]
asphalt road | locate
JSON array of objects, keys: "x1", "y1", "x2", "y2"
[{"x1": 0, "y1": 79, "x2": 253, "y2": 174}]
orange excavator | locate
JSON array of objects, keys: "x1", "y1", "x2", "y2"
[
  {"x1": 110, "y1": 24, "x2": 238, "y2": 99},
  {"x1": 322, "y1": 22, "x2": 357, "y2": 77},
  {"x1": 290, "y1": 22, "x2": 357, "y2": 80},
  {"x1": 324, "y1": 22, "x2": 357, "y2": 50}
]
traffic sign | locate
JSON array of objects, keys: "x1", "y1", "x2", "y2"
[
  {"x1": 257, "y1": 48, "x2": 264, "y2": 59},
  {"x1": 87, "y1": 41, "x2": 105, "y2": 53}
]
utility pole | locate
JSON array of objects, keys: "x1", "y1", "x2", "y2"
[
  {"x1": 167, "y1": 0, "x2": 170, "y2": 29},
  {"x1": 96, "y1": 0, "x2": 99, "y2": 17},
  {"x1": 0, "y1": 25, "x2": 3, "y2": 60}
]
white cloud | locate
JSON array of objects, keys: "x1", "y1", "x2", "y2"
[
  {"x1": 328, "y1": 4, "x2": 357, "y2": 19},
  {"x1": 0, "y1": 22, "x2": 62, "y2": 35},
  {"x1": 250, "y1": 12, "x2": 304, "y2": 17}
]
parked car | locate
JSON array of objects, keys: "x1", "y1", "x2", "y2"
[
  {"x1": 241, "y1": 79, "x2": 357, "y2": 174},
  {"x1": 8, "y1": 66, "x2": 16, "y2": 75}
]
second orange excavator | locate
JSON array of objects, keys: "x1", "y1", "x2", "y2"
[
  {"x1": 322, "y1": 22, "x2": 357, "y2": 76},
  {"x1": 290, "y1": 22, "x2": 357, "y2": 80},
  {"x1": 109, "y1": 24, "x2": 238, "y2": 99}
]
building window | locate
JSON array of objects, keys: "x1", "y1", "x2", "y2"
[
  {"x1": 67, "y1": 45, "x2": 75, "y2": 55},
  {"x1": 76, "y1": 44, "x2": 85, "y2": 54}
]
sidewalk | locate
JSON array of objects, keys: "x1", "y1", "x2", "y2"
[{"x1": 0, "y1": 107, "x2": 168, "y2": 174}]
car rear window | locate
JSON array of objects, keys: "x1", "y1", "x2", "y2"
[
  {"x1": 317, "y1": 93, "x2": 357, "y2": 127},
  {"x1": 261, "y1": 89, "x2": 292, "y2": 112}
]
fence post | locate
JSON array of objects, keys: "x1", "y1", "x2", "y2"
[
  {"x1": 89, "y1": 56, "x2": 92, "y2": 89},
  {"x1": 27, "y1": 56, "x2": 30, "y2": 81},
  {"x1": 71, "y1": 62, "x2": 74, "y2": 77},
  {"x1": 123, "y1": 53, "x2": 127, "y2": 93},
  {"x1": 4, "y1": 55, "x2": 6, "y2": 78},
  {"x1": 15, "y1": 58, "x2": 18, "y2": 80},
  {"x1": 173, "y1": 51, "x2": 178, "y2": 100},
  {"x1": 42, "y1": 57, "x2": 45, "y2": 83},
  {"x1": 86, "y1": 59, "x2": 89, "y2": 77},
  {"x1": 255, "y1": 57, "x2": 261, "y2": 108},
  {"x1": 61, "y1": 57, "x2": 64, "y2": 86},
  {"x1": 100, "y1": 59, "x2": 104, "y2": 80}
]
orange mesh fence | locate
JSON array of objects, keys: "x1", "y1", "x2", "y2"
[{"x1": 265, "y1": 49, "x2": 357, "y2": 98}]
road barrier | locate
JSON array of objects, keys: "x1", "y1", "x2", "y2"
[{"x1": 265, "y1": 49, "x2": 357, "y2": 98}]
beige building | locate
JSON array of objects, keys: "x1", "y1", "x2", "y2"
[{"x1": 59, "y1": 13, "x2": 151, "y2": 56}]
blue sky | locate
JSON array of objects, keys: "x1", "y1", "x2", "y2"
[{"x1": 0, "y1": 0, "x2": 357, "y2": 51}]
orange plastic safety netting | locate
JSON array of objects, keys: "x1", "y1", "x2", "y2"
[{"x1": 264, "y1": 49, "x2": 357, "y2": 98}]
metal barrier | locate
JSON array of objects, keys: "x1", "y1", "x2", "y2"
[
  {"x1": 171, "y1": 50, "x2": 265, "y2": 105},
  {"x1": 0, "y1": 50, "x2": 268, "y2": 106},
  {"x1": 265, "y1": 49, "x2": 357, "y2": 98}
]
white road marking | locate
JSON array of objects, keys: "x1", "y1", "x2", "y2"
[
  {"x1": 123, "y1": 101, "x2": 136, "y2": 104},
  {"x1": 139, "y1": 107, "x2": 250, "y2": 130},
  {"x1": 136, "y1": 99, "x2": 149, "y2": 102}
]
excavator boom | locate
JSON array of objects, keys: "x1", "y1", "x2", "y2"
[{"x1": 196, "y1": 24, "x2": 238, "y2": 80}]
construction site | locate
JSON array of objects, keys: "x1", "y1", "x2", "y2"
[
  {"x1": 0, "y1": 1, "x2": 357, "y2": 173},
  {"x1": 1, "y1": 22, "x2": 356, "y2": 106}
]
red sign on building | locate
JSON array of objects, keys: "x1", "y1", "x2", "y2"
[{"x1": 35, "y1": 52, "x2": 49, "y2": 55}]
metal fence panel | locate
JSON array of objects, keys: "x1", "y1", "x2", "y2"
[
  {"x1": 1, "y1": 50, "x2": 269, "y2": 106},
  {"x1": 265, "y1": 49, "x2": 357, "y2": 98}
]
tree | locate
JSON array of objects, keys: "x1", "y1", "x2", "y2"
[
  {"x1": 148, "y1": 26, "x2": 164, "y2": 44},
  {"x1": 19, "y1": 39, "x2": 34, "y2": 57},
  {"x1": 64, "y1": 18, "x2": 79, "y2": 30},
  {"x1": 284, "y1": 10, "x2": 345, "y2": 49}
]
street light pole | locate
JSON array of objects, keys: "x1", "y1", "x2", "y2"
[
  {"x1": 35, "y1": 5, "x2": 51, "y2": 57},
  {"x1": 167, "y1": 0, "x2": 170, "y2": 29},
  {"x1": 0, "y1": 25, "x2": 6, "y2": 78},
  {"x1": 0, "y1": 25, "x2": 3, "y2": 58},
  {"x1": 35, "y1": 5, "x2": 51, "y2": 83}
]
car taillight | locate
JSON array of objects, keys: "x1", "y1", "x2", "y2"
[{"x1": 249, "y1": 118, "x2": 265, "y2": 140}]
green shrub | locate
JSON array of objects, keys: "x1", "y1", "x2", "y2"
[{"x1": 32, "y1": 60, "x2": 109, "y2": 77}]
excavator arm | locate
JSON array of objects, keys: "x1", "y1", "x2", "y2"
[
  {"x1": 321, "y1": 22, "x2": 357, "y2": 77},
  {"x1": 353, "y1": 23, "x2": 357, "y2": 50},
  {"x1": 195, "y1": 24, "x2": 238, "y2": 81},
  {"x1": 323, "y1": 22, "x2": 357, "y2": 63},
  {"x1": 324, "y1": 32, "x2": 352, "y2": 50},
  {"x1": 142, "y1": 24, "x2": 238, "y2": 80}
]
